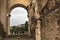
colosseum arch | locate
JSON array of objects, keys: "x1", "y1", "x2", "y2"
[
  {"x1": 0, "y1": 0, "x2": 31, "y2": 34},
  {"x1": 7, "y1": 4, "x2": 29, "y2": 35}
]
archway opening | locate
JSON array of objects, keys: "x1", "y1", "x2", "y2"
[{"x1": 9, "y1": 7, "x2": 29, "y2": 35}]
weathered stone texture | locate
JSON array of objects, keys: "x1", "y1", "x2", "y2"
[
  {"x1": 41, "y1": 4, "x2": 60, "y2": 40},
  {"x1": 0, "y1": 0, "x2": 60, "y2": 40},
  {"x1": 8, "y1": 0, "x2": 30, "y2": 8}
]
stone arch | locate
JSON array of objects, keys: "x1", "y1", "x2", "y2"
[
  {"x1": 9, "y1": 4, "x2": 28, "y2": 13},
  {"x1": 7, "y1": 4, "x2": 29, "y2": 35},
  {"x1": 7, "y1": 4, "x2": 29, "y2": 17}
]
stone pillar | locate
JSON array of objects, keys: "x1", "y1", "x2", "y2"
[
  {"x1": 35, "y1": 0, "x2": 41, "y2": 40},
  {"x1": 1, "y1": 0, "x2": 8, "y2": 33},
  {"x1": 28, "y1": 0, "x2": 36, "y2": 37},
  {"x1": 35, "y1": 20, "x2": 41, "y2": 40},
  {"x1": 7, "y1": 14, "x2": 11, "y2": 35}
]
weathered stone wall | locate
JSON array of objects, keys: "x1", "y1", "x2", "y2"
[
  {"x1": 0, "y1": 0, "x2": 8, "y2": 32},
  {"x1": 41, "y1": 4, "x2": 60, "y2": 40}
]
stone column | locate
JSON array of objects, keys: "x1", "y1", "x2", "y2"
[
  {"x1": 6, "y1": 0, "x2": 11, "y2": 35},
  {"x1": 27, "y1": 0, "x2": 36, "y2": 37},
  {"x1": 1, "y1": 0, "x2": 8, "y2": 33},
  {"x1": 6, "y1": 13, "x2": 11, "y2": 35},
  {"x1": 35, "y1": 20, "x2": 41, "y2": 40},
  {"x1": 35, "y1": 0, "x2": 41, "y2": 40},
  {"x1": 7, "y1": 14, "x2": 11, "y2": 35}
]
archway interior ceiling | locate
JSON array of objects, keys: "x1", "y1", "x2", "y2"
[{"x1": 9, "y1": 0, "x2": 31, "y2": 8}]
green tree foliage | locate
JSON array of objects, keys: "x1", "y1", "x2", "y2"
[{"x1": 10, "y1": 21, "x2": 29, "y2": 35}]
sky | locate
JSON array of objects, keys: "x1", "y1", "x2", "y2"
[{"x1": 10, "y1": 7, "x2": 28, "y2": 26}]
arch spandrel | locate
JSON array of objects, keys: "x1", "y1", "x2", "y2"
[{"x1": 8, "y1": 0, "x2": 31, "y2": 8}]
